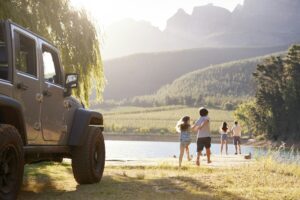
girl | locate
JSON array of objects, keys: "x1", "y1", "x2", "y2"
[
  {"x1": 176, "y1": 116, "x2": 192, "y2": 167},
  {"x1": 220, "y1": 122, "x2": 229, "y2": 155}
]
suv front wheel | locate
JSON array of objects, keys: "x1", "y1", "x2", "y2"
[
  {"x1": 71, "y1": 127, "x2": 105, "y2": 184},
  {"x1": 0, "y1": 124, "x2": 24, "y2": 200}
]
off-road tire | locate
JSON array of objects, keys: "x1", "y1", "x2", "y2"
[
  {"x1": 0, "y1": 124, "x2": 24, "y2": 200},
  {"x1": 71, "y1": 127, "x2": 105, "y2": 184}
]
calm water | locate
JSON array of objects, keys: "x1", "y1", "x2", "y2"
[{"x1": 105, "y1": 140, "x2": 264, "y2": 160}]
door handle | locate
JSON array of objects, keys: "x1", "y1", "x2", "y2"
[
  {"x1": 16, "y1": 82, "x2": 29, "y2": 90},
  {"x1": 43, "y1": 90, "x2": 52, "y2": 97}
]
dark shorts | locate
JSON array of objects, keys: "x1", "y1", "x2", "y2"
[
  {"x1": 197, "y1": 137, "x2": 211, "y2": 152},
  {"x1": 233, "y1": 136, "x2": 241, "y2": 145}
]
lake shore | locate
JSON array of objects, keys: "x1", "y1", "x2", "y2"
[
  {"x1": 106, "y1": 154, "x2": 253, "y2": 168},
  {"x1": 21, "y1": 155, "x2": 300, "y2": 200},
  {"x1": 104, "y1": 132, "x2": 300, "y2": 149},
  {"x1": 104, "y1": 132, "x2": 252, "y2": 145}
]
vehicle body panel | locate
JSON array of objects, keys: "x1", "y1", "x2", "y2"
[
  {"x1": 39, "y1": 39, "x2": 67, "y2": 144},
  {"x1": 0, "y1": 20, "x2": 104, "y2": 153},
  {"x1": 0, "y1": 94, "x2": 27, "y2": 144},
  {"x1": 11, "y1": 25, "x2": 42, "y2": 142},
  {"x1": 68, "y1": 108, "x2": 103, "y2": 146}
]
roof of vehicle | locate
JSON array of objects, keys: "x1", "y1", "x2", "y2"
[{"x1": 1, "y1": 19, "x2": 58, "y2": 49}]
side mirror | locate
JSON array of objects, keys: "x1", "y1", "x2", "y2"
[
  {"x1": 65, "y1": 73, "x2": 78, "y2": 88},
  {"x1": 64, "y1": 73, "x2": 78, "y2": 97}
]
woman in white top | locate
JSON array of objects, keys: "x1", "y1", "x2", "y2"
[{"x1": 219, "y1": 122, "x2": 229, "y2": 155}]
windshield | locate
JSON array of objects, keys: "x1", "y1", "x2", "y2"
[{"x1": 0, "y1": 22, "x2": 8, "y2": 81}]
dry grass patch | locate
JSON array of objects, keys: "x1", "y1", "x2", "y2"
[{"x1": 20, "y1": 157, "x2": 300, "y2": 200}]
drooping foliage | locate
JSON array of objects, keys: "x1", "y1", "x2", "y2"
[
  {"x1": 0, "y1": 0, "x2": 105, "y2": 105},
  {"x1": 235, "y1": 45, "x2": 300, "y2": 141}
]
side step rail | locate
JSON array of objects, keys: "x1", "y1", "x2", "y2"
[{"x1": 24, "y1": 145, "x2": 71, "y2": 154}]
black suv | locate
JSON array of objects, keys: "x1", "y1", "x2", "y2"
[{"x1": 0, "y1": 20, "x2": 105, "y2": 200}]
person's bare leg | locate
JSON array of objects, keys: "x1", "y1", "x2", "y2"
[
  {"x1": 225, "y1": 141, "x2": 228, "y2": 155},
  {"x1": 220, "y1": 141, "x2": 224, "y2": 155},
  {"x1": 186, "y1": 146, "x2": 191, "y2": 161},
  {"x1": 206, "y1": 148, "x2": 211, "y2": 163},
  {"x1": 238, "y1": 143, "x2": 241, "y2": 154},
  {"x1": 179, "y1": 145, "x2": 185, "y2": 167},
  {"x1": 196, "y1": 151, "x2": 201, "y2": 166},
  {"x1": 234, "y1": 144, "x2": 238, "y2": 154}
]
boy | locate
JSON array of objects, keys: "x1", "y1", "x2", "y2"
[
  {"x1": 192, "y1": 107, "x2": 211, "y2": 166},
  {"x1": 231, "y1": 121, "x2": 242, "y2": 154}
]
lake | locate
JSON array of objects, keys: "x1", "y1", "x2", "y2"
[{"x1": 105, "y1": 140, "x2": 263, "y2": 160}]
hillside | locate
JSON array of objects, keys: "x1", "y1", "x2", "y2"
[
  {"x1": 155, "y1": 58, "x2": 261, "y2": 101},
  {"x1": 130, "y1": 52, "x2": 284, "y2": 107},
  {"x1": 103, "y1": 46, "x2": 287, "y2": 100},
  {"x1": 103, "y1": 0, "x2": 300, "y2": 58}
]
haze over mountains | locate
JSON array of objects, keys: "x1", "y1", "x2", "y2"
[
  {"x1": 103, "y1": 0, "x2": 300, "y2": 59},
  {"x1": 99, "y1": 0, "x2": 300, "y2": 105},
  {"x1": 103, "y1": 46, "x2": 286, "y2": 100}
]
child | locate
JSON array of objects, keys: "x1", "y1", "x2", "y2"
[
  {"x1": 219, "y1": 122, "x2": 229, "y2": 155},
  {"x1": 192, "y1": 107, "x2": 211, "y2": 166},
  {"x1": 231, "y1": 121, "x2": 242, "y2": 154},
  {"x1": 176, "y1": 116, "x2": 192, "y2": 167}
]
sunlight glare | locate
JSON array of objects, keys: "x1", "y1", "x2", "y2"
[{"x1": 71, "y1": 0, "x2": 244, "y2": 30}]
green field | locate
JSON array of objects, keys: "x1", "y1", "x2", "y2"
[{"x1": 96, "y1": 106, "x2": 234, "y2": 134}]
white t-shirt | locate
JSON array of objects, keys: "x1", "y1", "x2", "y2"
[
  {"x1": 195, "y1": 116, "x2": 210, "y2": 138},
  {"x1": 232, "y1": 125, "x2": 242, "y2": 136}
]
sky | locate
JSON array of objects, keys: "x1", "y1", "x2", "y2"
[{"x1": 71, "y1": 0, "x2": 244, "y2": 30}]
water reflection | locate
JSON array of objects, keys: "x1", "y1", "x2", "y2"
[{"x1": 105, "y1": 140, "x2": 266, "y2": 160}]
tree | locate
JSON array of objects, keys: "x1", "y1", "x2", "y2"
[
  {"x1": 223, "y1": 102, "x2": 234, "y2": 110},
  {"x1": 237, "y1": 45, "x2": 300, "y2": 141},
  {"x1": 194, "y1": 94, "x2": 204, "y2": 107},
  {"x1": 253, "y1": 56, "x2": 285, "y2": 139},
  {"x1": 0, "y1": 0, "x2": 105, "y2": 105},
  {"x1": 234, "y1": 101, "x2": 260, "y2": 135},
  {"x1": 283, "y1": 46, "x2": 300, "y2": 138}
]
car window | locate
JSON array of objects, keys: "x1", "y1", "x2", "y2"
[
  {"x1": 0, "y1": 23, "x2": 8, "y2": 81},
  {"x1": 42, "y1": 45, "x2": 62, "y2": 85},
  {"x1": 14, "y1": 31, "x2": 37, "y2": 77}
]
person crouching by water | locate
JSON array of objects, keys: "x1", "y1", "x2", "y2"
[
  {"x1": 220, "y1": 122, "x2": 229, "y2": 155},
  {"x1": 176, "y1": 116, "x2": 192, "y2": 167},
  {"x1": 192, "y1": 107, "x2": 212, "y2": 166}
]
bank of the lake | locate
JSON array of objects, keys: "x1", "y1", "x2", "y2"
[
  {"x1": 104, "y1": 140, "x2": 264, "y2": 161},
  {"x1": 104, "y1": 133, "x2": 300, "y2": 149},
  {"x1": 103, "y1": 132, "x2": 249, "y2": 143},
  {"x1": 21, "y1": 155, "x2": 300, "y2": 200}
]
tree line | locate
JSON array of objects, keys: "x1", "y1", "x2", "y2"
[
  {"x1": 98, "y1": 56, "x2": 269, "y2": 109},
  {"x1": 235, "y1": 45, "x2": 300, "y2": 141}
]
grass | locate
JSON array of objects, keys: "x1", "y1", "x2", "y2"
[
  {"x1": 21, "y1": 157, "x2": 300, "y2": 200},
  {"x1": 96, "y1": 106, "x2": 233, "y2": 134}
]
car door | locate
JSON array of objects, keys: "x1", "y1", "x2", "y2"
[
  {"x1": 0, "y1": 22, "x2": 13, "y2": 96},
  {"x1": 12, "y1": 26, "x2": 42, "y2": 143},
  {"x1": 40, "y1": 41, "x2": 66, "y2": 143}
]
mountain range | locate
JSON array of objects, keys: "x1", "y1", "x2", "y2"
[
  {"x1": 102, "y1": 0, "x2": 300, "y2": 59},
  {"x1": 103, "y1": 46, "x2": 287, "y2": 100}
]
